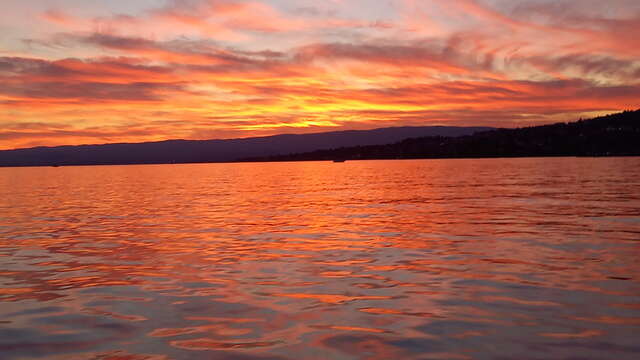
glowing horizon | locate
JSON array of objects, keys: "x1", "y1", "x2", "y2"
[{"x1": 1, "y1": 0, "x2": 639, "y2": 150}]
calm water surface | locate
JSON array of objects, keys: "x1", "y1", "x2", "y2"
[{"x1": 1, "y1": 158, "x2": 639, "y2": 360}]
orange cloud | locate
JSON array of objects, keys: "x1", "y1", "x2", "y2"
[{"x1": 1, "y1": 0, "x2": 638, "y2": 149}]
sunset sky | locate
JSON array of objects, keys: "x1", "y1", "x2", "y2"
[{"x1": 1, "y1": 0, "x2": 639, "y2": 150}]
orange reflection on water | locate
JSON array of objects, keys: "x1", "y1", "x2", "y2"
[{"x1": 0, "y1": 158, "x2": 639, "y2": 359}]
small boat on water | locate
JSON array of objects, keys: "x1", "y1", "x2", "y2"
[{"x1": 332, "y1": 159, "x2": 346, "y2": 163}]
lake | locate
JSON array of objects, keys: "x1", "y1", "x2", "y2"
[{"x1": 1, "y1": 158, "x2": 639, "y2": 360}]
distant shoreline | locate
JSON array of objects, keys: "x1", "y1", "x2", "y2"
[
  {"x1": 0, "y1": 125, "x2": 491, "y2": 168},
  {"x1": 2, "y1": 155, "x2": 640, "y2": 169},
  {"x1": 1, "y1": 110, "x2": 638, "y2": 167},
  {"x1": 243, "y1": 110, "x2": 640, "y2": 163}
]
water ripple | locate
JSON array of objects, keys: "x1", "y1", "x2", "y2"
[{"x1": 0, "y1": 158, "x2": 639, "y2": 359}]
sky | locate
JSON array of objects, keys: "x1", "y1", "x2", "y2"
[{"x1": 1, "y1": 0, "x2": 639, "y2": 150}]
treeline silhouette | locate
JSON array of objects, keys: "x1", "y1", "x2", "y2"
[{"x1": 242, "y1": 110, "x2": 640, "y2": 162}]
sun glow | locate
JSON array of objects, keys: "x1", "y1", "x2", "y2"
[{"x1": 0, "y1": 0, "x2": 638, "y2": 149}]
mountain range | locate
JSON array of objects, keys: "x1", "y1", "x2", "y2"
[
  {"x1": 243, "y1": 110, "x2": 640, "y2": 162},
  {"x1": 0, "y1": 126, "x2": 491, "y2": 167}
]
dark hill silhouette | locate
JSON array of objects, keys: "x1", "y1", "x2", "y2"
[
  {"x1": 243, "y1": 110, "x2": 640, "y2": 162},
  {"x1": 0, "y1": 126, "x2": 491, "y2": 167}
]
